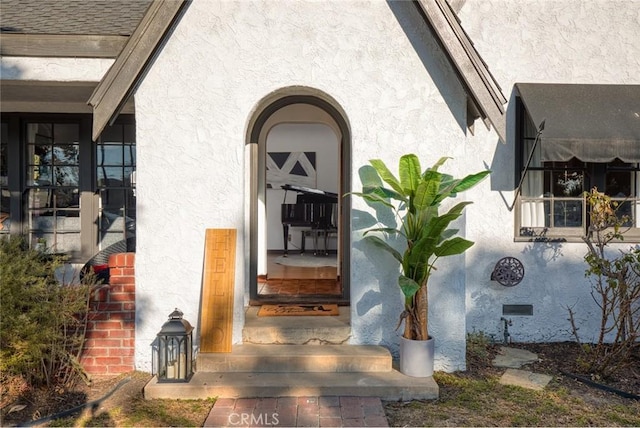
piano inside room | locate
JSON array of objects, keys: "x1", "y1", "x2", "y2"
[{"x1": 261, "y1": 126, "x2": 342, "y2": 300}]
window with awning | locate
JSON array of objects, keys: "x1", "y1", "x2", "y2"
[{"x1": 514, "y1": 83, "x2": 640, "y2": 241}]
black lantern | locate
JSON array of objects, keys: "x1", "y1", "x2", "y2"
[{"x1": 156, "y1": 308, "x2": 194, "y2": 382}]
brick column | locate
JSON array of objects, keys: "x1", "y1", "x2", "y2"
[{"x1": 81, "y1": 253, "x2": 135, "y2": 377}]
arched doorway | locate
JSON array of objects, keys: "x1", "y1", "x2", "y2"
[{"x1": 247, "y1": 92, "x2": 351, "y2": 304}]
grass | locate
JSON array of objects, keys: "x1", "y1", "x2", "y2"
[
  {"x1": 48, "y1": 396, "x2": 215, "y2": 427},
  {"x1": 385, "y1": 333, "x2": 640, "y2": 426},
  {"x1": 12, "y1": 372, "x2": 640, "y2": 427},
  {"x1": 385, "y1": 372, "x2": 640, "y2": 427}
]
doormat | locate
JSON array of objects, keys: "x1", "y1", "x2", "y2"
[
  {"x1": 275, "y1": 254, "x2": 337, "y2": 268},
  {"x1": 258, "y1": 304, "x2": 339, "y2": 317}
]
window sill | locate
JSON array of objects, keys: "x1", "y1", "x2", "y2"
[{"x1": 515, "y1": 233, "x2": 640, "y2": 244}]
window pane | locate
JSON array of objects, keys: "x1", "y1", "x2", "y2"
[
  {"x1": 32, "y1": 231, "x2": 81, "y2": 254},
  {"x1": 520, "y1": 199, "x2": 548, "y2": 228},
  {"x1": 124, "y1": 167, "x2": 135, "y2": 187},
  {"x1": 97, "y1": 144, "x2": 123, "y2": 165},
  {"x1": 123, "y1": 124, "x2": 135, "y2": 144},
  {"x1": 52, "y1": 145, "x2": 79, "y2": 166},
  {"x1": 98, "y1": 167, "x2": 124, "y2": 186},
  {"x1": 614, "y1": 199, "x2": 634, "y2": 226},
  {"x1": 28, "y1": 143, "x2": 53, "y2": 185},
  {"x1": 99, "y1": 189, "x2": 135, "y2": 248},
  {"x1": 32, "y1": 123, "x2": 53, "y2": 141},
  {"x1": 26, "y1": 122, "x2": 81, "y2": 257},
  {"x1": 32, "y1": 233, "x2": 54, "y2": 251},
  {"x1": 552, "y1": 200, "x2": 583, "y2": 228},
  {"x1": 606, "y1": 170, "x2": 632, "y2": 197},
  {"x1": 54, "y1": 166, "x2": 79, "y2": 187},
  {"x1": 53, "y1": 188, "x2": 79, "y2": 209},
  {"x1": 101, "y1": 188, "x2": 125, "y2": 211},
  {"x1": 1, "y1": 123, "x2": 8, "y2": 234},
  {"x1": 100, "y1": 125, "x2": 122, "y2": 144},
  {"x1": 97, "y1": 123, "x2": 135, "y2": 250},
  {"x1": 0, "y1": 122, "x2": 7, "y2": 178},
  {"x1": 552, "y1": 171, "x2": 584, "y2": 197},
  {"x1": 55, "y1": 211, "x2": 81, "y2": 231},
  {"x1": 124, "y1": 144, "x2": 135, "y2": 166},
  {"x1": 28, "y1": 188, "x2": 53, "y2": 211},
  {"x1": 54, "y1": 124, "x2": 79, "y2": 145},
  {"x1": 521, "y1": 170, "x2": 544, "y2": 197}
]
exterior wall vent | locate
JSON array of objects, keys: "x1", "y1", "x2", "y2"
[{"x1": 502, "y1": 304, "x2": 533, "y2": 316}]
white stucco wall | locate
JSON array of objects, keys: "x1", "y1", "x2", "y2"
[
  {"x1": 132, "y1": 0, "x2": 470, "y2": 372},
  {"x1": 130, "y1": 0, "x2": 640, "y2": 373},
  {"x1": 458, "y1": 0, "x2": 640, "y2": 343}
]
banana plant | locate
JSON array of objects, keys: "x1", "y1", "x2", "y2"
[{"x1": 352, "y1": 154, "x2": 490, "y2": 341}]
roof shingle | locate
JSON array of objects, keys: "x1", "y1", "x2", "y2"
[{"x1": 0, "y1": 0, "x2": 152, "y2": 36}]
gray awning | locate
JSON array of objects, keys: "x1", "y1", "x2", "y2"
[{"x1": 515, "y1": 83, "x2": 640, "y2": 162}]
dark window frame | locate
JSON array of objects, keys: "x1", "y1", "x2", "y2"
[
  {"x1": 514, "y1": 97, "x2": 640, "y2": 242},
  {"x1": 0, "y1": 113, "x2": 135, "y2": 262}
]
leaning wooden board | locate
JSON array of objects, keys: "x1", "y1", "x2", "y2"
[{"x1": 199, "y1": 229, "x2": 236, "y2": 353}]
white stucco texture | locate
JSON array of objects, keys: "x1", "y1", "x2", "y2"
[
  {"x1": 133, "y1": 0, "x2": 469, "y2": 372},
  {"x1": 130, "y1": 0, "x2": 640, "y2": 373},
  {"x1": 459, "y1": 0, "x2": 640, "y2": 343}
]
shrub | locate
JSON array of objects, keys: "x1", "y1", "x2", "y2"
[
  {"x1": 567, "y1": 188, "x2": 640, "y2": 378},
  {"x1": 0, "y1": 236, "x2": 94, "y2": 387},
  {"x1": 466, "y1": 330, "x2": 495, "y2": 370}
]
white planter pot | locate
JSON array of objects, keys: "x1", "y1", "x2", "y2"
[{"x1": 399, "y1": 335, "x2": 434, "y2": 377}]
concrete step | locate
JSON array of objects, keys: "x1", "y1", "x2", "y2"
[
  {"x1": 197, "y1": 344, "x2": 392, "y2": 373},
  {"x1": 242, "y1": 306, "x2": 351, "y2": 345},
  {"x1": 145, "y1": 307, "x2": 440, "y2": 401},
  {"x1": 144, "y1": 370, "x2": 439, "y2": 401}
]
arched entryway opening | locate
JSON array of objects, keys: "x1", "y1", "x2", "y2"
[{"x1": 246, "y1": 90, "x2": 351, "y2": 304}]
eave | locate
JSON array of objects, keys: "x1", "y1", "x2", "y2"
[
  {"x1": 0, "y1": 34, "x2": 128, "y2": 58},
  {"x1": 88, "y1": 0, "x2": 188, "y2": 141},
  {"x1": 415, "y1": 0, "x2": 507, "y2": 143},
  {"x1": 87, "y1": 0, "x2": 505, "y2": 143}
]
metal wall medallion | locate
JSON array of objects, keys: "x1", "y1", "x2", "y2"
[{"x1": 491, "y1": 257, "x2": 525, "y2": 287}]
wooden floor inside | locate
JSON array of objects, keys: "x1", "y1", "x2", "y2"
[{"x1": 258, "y1": 252, "x2": 341, "y2": 296}]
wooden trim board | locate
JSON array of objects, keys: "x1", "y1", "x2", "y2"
[{"x1": 199, "y1": 229, "x2": 236, "y2": 353}]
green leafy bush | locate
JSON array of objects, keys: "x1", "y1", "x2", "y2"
[
  {"x1": 0, "y1": 236, "x2": 94, "y2": 387},
  {"x1": 567, "y1": 188, "x2": 640, "y2": 378}
]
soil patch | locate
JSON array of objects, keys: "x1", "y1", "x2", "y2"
[
  {"x1": 0, "y1": 372, "x2": 212, "y2": 427},
  {"x1": 510, "y1": 342, "x2": 640, "y2": 403}
]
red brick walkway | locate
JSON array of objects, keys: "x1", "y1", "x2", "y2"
[{"x1": 203, "y1": 396, "x2": 389, "y2": 427}]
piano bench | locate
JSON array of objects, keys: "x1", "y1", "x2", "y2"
[{"x1": 302, "y1": 229, "x2": 338, "y2": 256}]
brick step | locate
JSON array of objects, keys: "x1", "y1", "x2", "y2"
[
  {"x1": 197, "y1": 344, "x2": 392, "y2": 373},
  {"x1": 144, "y1": 370, "x2": 439, "y2": 401}
]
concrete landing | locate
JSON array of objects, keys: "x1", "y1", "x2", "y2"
[
  {"x1": 144, "y1": 370, "x2": 438, "y2": 401},
  {"x1": 242, "y1": 306, "x2": 351, "y2": 345},
  {"x1": 198, "y1": 344, "x2": 391, "y2": 373}
]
